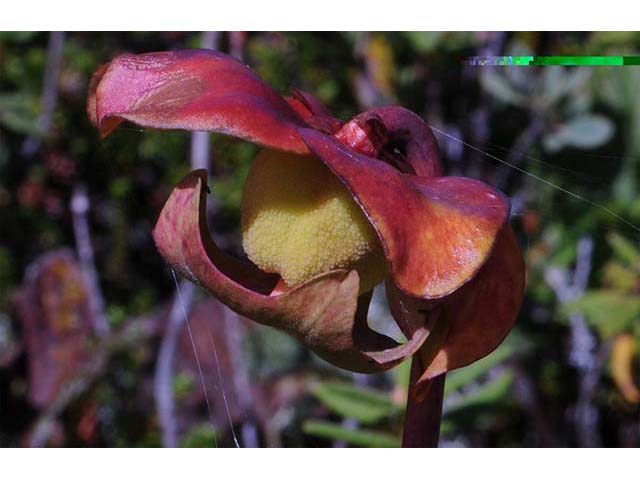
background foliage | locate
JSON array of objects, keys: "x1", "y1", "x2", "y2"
[{"x1": 0, "y1": 31, "x2": 639, "y2": 447}]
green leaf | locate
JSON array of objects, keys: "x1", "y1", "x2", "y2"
[
  {"x1": 173, "y1": 372, "x2": 196, "y2": 400},
  {"x1": 602, "y1": 262, "x2": 638, "y2": 292},
  {"x1": 0, "y1": 93, "x2": 39, "y2": 135},
  {"x1": 543, "y1": 114, "x2": 614, "y2": 152},
  {"x1": 179, "y1": 424, "x2": 218, "y2": 448},
  {"x1": 542, "y1": 67, "x2": 590, "y2": 106},
  {"x1": 303, "y1": 420, "x2": 399, "y2": 447},
  {"x1": 402, "y1": 32, "x2": 443, "y2": 54},
  {"x1": 541, "y1": 66, "x2": 567, "y2": 104},
  {"x1": 311, "y1": 382, "x2": 401, "y2": 425},
  {"x1": 590, "y1": 31, "x2": 640, "y2": 50},
  {"x1": 564, "y1": 68, "x2": 591, "y2": 95},
  {"x1": 480, "y1": 71, "x2": 525, "y2": 106},
  {"x1": 445, "y1": 343, "x2": 514, "y2": 395},
  {"x1": 607, "y1": 232, "x2": 640, "y2": 266},
  {"x1": 565, "y1": 291, "x2": 640, "y2": 339},
  {"x1": 446, "y1": 371, "x2": 514, "y2": 414},
  {"x1": 393, "y1": 357, "x2": 411, "y2": 393},
  {"x1": 0, "y1": 31, "x2": 38, "y2": 43}
]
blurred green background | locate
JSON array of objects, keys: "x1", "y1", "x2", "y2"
[{"x1": 0, "y1": 31, "x2": 639, "y2": 447}]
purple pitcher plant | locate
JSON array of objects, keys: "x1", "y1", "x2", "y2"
[{"x1": 88, "y1": 49, "x2": 525, "y2": 447}]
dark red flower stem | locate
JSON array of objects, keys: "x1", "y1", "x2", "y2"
[{"x1": 402, "y1": 359, "x2": 446, "y2": 448}]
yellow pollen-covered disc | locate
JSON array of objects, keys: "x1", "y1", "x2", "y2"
[{"x1": 241, "y1": 149, "x2": 388, "y2": 293}]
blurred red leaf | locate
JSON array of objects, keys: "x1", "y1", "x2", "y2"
[{"x1": 11, "y1": 250, "x2": 94, "y2": 409}]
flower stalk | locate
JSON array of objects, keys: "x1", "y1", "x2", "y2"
[{"x1": 403, "y1": 361, "x2": 446, "y2": 448}]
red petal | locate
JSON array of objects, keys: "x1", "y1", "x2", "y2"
[
  {"x1": 285, "y1": 88, "x2": 343, "y2": 134},
  {"x1": 299, "y1": 128, "x2": 510, "y2": 299},
  {"x1": 89, "y1": 50, "x2": 309, "y2": 153},
  {"x1": 153, "y1": 170, "x2": 430, "y2": 373},
  {"x1": 387, "y1": 226, "x2": 525, "y2": 384},
  {"x1": 350, "y1": 107, "x2": 443, "y2": 177}
]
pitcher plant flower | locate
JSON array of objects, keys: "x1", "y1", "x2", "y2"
[{"x1": 88, "y1": 49, "x2": 525, "y2": 447}]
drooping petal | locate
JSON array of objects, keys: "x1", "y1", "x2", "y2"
[
  {"x1": 386, "y1": 226, "x2": 525, "y2": 386},
  {"x1": 299, "y1": 128, "x2": 510, "y2": 299},
  {"x1": 88, "y1": 50, "x2": 309, "y2": 153},
  {"x1": 153, "y1": 170, "x2": 430, "y2": 373}
]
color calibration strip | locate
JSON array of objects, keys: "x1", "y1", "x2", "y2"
[{"x1": 462, "y1": 56, "x2": 640, "y2": 66}]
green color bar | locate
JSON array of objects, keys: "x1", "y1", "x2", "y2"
[
  {"x1": 531, "y1": 56, "x2": 623, "y2": 66},
  {"x1": 463, "y1": 56, "x2": 640, "y2": 66}
]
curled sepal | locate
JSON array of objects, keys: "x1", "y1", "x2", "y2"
[
  {"x1": 300, "y1": 128, "x2": 511, "y2": 299},
  {"x1": 387, "y1": 226, "x2": 525, "y2": 387},
  {"x1": 285, "y1": 88, "x2": 343, "y2": 135},
  {"x1": 348, "y1": 106, "x2": 443, "y2": 178},
  {"x1": 88, "y1": 50, "x2": 309, "y2": 153},
  {"x1": 153, "y1": 170, "x2": 430, "y2": 373}
]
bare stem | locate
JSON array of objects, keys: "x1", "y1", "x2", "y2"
[
  {"x1": 545, "y1": 236, "x2": 601, "y2": 447},
  {"x1": 71, "y1": 184, "x2": 109, "y2": 337},
  {"x1": 153, "y1": 281, "x2": 195, "y2": 447},
  {"x1": 402, "y1": 359, "x2": 446, "y2": 448},
  {"x1": 222, "y1": 306, "x2": 259, "y2": 448},
  {"x1": 229, "y1": 32, "x2": 246, "y2": 61},
  {"x1": 22, "y1": 31, "x2": 65, "y2": 157}
]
